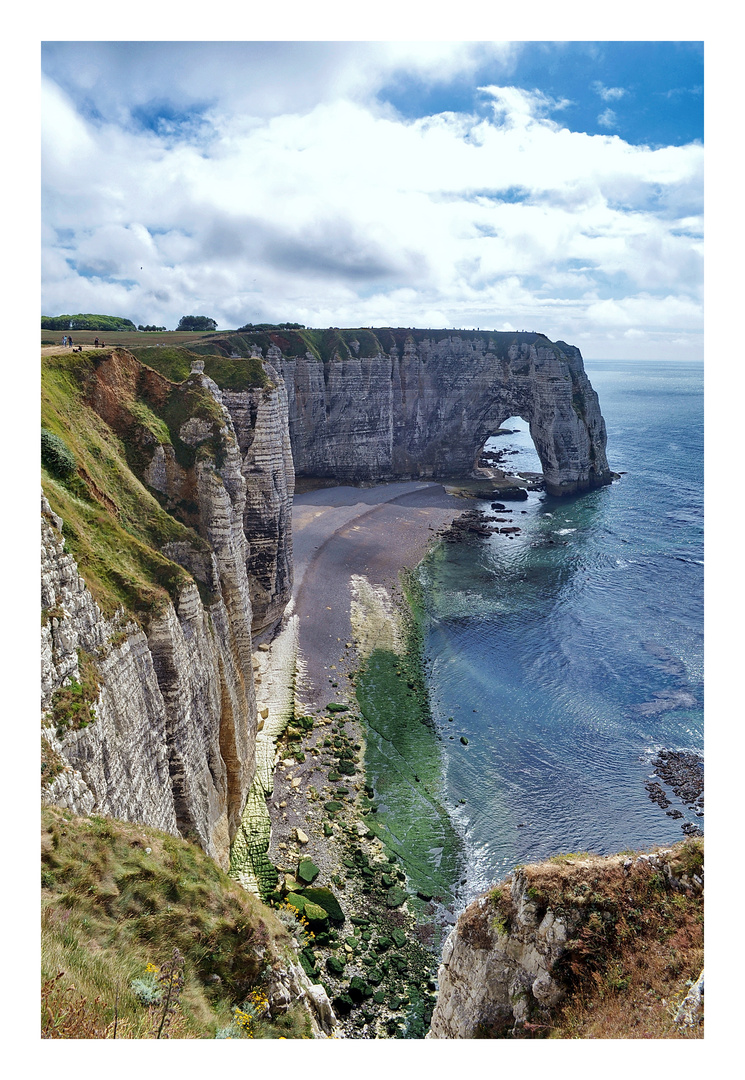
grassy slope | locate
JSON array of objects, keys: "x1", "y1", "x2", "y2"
[
  {"x1": 41, "y1": 807, "x2": 312, "y2": 1039},
  {"x1": 41, "y1": 349, "x2": 222, "y2": 619}
]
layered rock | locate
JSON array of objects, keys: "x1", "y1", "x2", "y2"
[
  {"x1": 40, "y1": 354, "x2": 275, "y2": 868},
  {"x1": 221, "y1": 360, "x2": 294, "y2": 637},
  {"x1": 273, "y1": 332, "x2": 610, "y2": 496},
  {"x1": 428, "y1": 844, "x2": 703, "y2": 1038}
]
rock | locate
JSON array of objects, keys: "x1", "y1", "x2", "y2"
[
  {"x1": 297, "y1": 858, "x2": 320, "y2": 885},
  {"x1": 460, "y1": 736, "x2": 469, "y2": 745},
  {"x1": 302, "y1": 902, "x2": 329, "y2": 930},
  {"x1": 301, "y1": 886, "x2": 345, "y2": 924},
  {"x1": 675, "y1": 970, "x2": 704, "y2": 1028},
  {"x1": 386, "y1": 885, "x2": 408, "y2": 909},
  {"x1": 295, "y1": 828, "x2": 309, "y2": 844},
  {"x1": 277, "y1": 332, "x2": 610, "y2": 495},
  {"x1": 285, "y1": 892, "x2": 307, "y2": 913}
]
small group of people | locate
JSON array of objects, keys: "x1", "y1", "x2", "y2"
[{"x1": 58, "y1": 335, "x2": 105, "y2": 350}]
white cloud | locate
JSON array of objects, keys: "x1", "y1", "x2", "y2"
[
  {"x1": 41, "y1": 60, "x2": 703, "y2": 360},
  {"x1": 593, "y1": 81, "x2": 627, "y2": 102},
  {"x1": 598, "y1": 108, "x2": 617, "y2": 129}
]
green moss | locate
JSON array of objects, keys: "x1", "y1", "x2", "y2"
[{"x1": 49, "y1": 650, "x2": 101, "y2": 738}]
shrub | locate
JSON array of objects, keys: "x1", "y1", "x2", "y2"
[{"x1": 41, "y1": 428, "x2": 77, "y2": 478}]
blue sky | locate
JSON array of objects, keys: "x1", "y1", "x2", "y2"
[{"x1": 41, "y1": 40, "x2": 704, "y2": 359}]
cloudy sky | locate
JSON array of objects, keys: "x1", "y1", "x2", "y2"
[{"x1": 41, "y1": 40, "x2": 703, "y2": 359}]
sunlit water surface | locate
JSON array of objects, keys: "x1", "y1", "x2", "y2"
[{"x1": 420, "y1": 360, "x2": 703, "y2": 898}]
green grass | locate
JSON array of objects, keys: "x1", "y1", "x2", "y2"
[
  {"x1": 127, "y1": 344, "x2": 270, "y2": 390},
  {"x1": 41, "y1": 350, "x2": 213, "y2": 619},
  {"x1": 41, "y1": 807, "x2": 312, "y2": 1039}
]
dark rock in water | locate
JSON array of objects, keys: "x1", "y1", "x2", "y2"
[
  {"x1": 681, "y1": 822, "x2": 704, "y2": 837},
  {"x1": 645, "y1": 782, "x2": 671, "y2": 809},
  {"x1": 493, "y1": 487, "x2": 529, "y2": 501},
  {"x1": 460, "y1": 736, "x2": 469, "y2": 745},
  {"x1": 666, "y1": 809, "x2": 684, "y2": 819},
  {"x1": 491, "y1": 502, "x2": 507, "y2": 511},
  {"x1": 653, "y1": 749, "x2": 704, "y2": 812}
]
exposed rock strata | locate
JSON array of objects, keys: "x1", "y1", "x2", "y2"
[
  {"x1": 428, "y1": 845, "x2": 703, "y2": 1038},
  {"x1": 40, "y1": 354, "x2": 283, "y2": 866},
  {"x1": 272, "y1": 333, "x2": 610, "y2": 496}
]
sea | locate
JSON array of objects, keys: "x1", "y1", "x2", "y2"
[{"x1": 419, "y1": 359, "x2": 704, "y2": 900}]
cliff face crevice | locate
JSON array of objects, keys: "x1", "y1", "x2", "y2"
[
  {"x1": 266, "y1": 331, "x2": 610, "y2": 495},
  {"x1": 41, "y1": 348, "x2": 294, "y2": 867}
]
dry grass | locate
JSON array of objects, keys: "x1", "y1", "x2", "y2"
[
  {"x1": 522, "y1": 844, "x2": 703, "y2": 1038},
  {"x1": 41, "y1": 807, "x2": 311, "y2": 1038}
]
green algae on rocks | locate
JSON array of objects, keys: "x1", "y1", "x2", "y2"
[{"x1": 351, "y1": 568, "x2": 462, "y2": 919}]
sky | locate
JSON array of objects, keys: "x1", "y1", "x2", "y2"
[{"x1": 40, "y1": 40, "x2": 704, "y2": 360}]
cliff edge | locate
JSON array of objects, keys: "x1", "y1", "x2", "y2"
[
  {"x1": 41, "y1": 347, "x2": 294, "y2": 867},
  {"x1": 428, "y1": 841, "x2": 703, "y2": 1039}
]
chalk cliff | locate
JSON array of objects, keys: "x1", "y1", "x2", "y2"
[
  {"x1": 41, "y1": 348, "x2": 293, "y2": 868},
  {"x1": 247, "y1": 329, "x2": 609, "y2": 495},
  {"x1": 428, "y1": 842, "x2": 704, "y2": 1039}
]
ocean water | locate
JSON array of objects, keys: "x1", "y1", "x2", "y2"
[{"x1": 420, "y1": 360, "x2": 704, "y2": 898}]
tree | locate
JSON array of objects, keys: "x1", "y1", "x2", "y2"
[{"x1": 176, "y1": 316, "x2": 218, "y2": 332}]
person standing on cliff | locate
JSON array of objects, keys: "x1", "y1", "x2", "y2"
[{"x1": 68, "y1": 335, "x2": 73, "y2": 348}]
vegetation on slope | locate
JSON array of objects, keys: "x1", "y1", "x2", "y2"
[
  {"x1": 127, "y1": 344, "x2": 269, "y2": 390},
  {"x1": 41, "y1": 807, "x2": 313, "y2": 1038},
  {"x1": 41, "y1": 349, "x2": 215, "y2": 620},
  {"x1": 42, "y1": 314, "x2": 137, "y2": 331},
  {"x1": 484, "y1": 841, "x2": 704, "y2": 1039}
]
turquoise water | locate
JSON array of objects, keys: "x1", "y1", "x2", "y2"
[{"x1": 421, "y1": 360, "x2": 704, "y2": 897}]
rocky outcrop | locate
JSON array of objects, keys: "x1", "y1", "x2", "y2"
[
  {"x1": 40, "y1": 353, "x2": 283, "y2": 868},
  {"x1": 428, "y1": 844, "x2": 703, "y2": 1038},
  {"x1": 270, "y1": 331, "x2": 610, "y2": 496}
]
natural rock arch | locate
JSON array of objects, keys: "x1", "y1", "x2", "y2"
[{"x1": 273, "y1": 331, "x2": 611, "y2": 496}]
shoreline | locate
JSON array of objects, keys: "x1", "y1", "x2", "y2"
[{"x1": 232, "y1": 481, "x2": 467, "y2": 1037}]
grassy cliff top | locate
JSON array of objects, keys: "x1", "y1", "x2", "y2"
[{"x1": 43, "y1": 327, "x2": 573, "y2": 368}]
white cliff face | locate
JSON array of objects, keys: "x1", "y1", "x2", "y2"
[
  {"x1": 40, "y1": 366, "x2": 268, "y2": 867},
  {"x1": 276, "y1": 333, "x2": 610, "y2": 495},
  {"x1": 221, "y1": 359, "x2": 294, "y2": 637}
]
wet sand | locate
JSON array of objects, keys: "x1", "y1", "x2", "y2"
[{"x1": 292, "y1": 482, "x2": 463, "y2": 707}]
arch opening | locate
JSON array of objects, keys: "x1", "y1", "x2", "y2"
[{"x1": 474, "y1": 416, "x2": 545, "y2": 492}]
